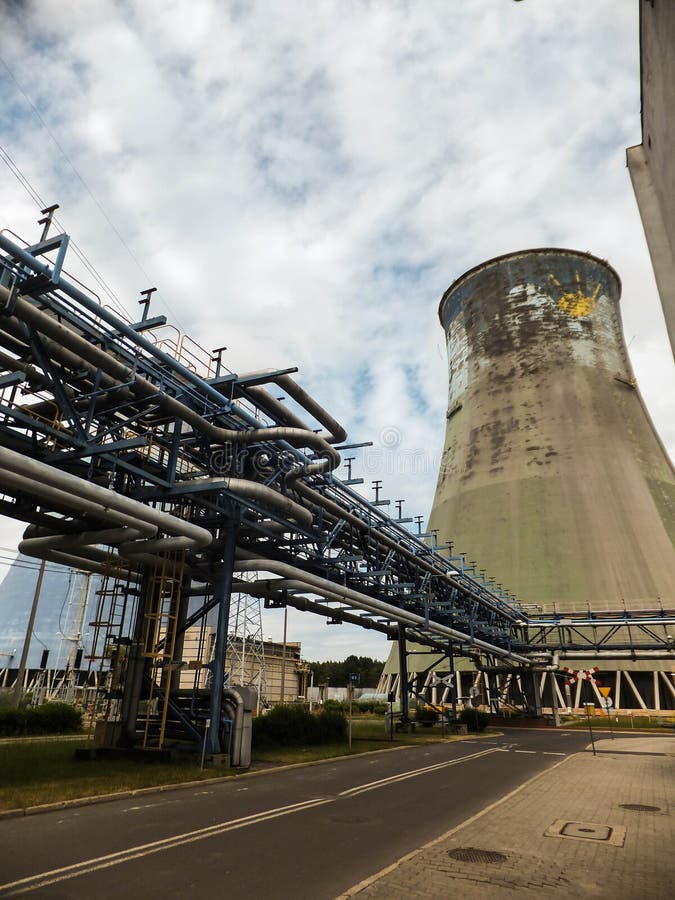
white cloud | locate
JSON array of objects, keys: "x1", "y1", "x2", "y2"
[{"x1": 0, "y1": 0, "x2": 672, "y2": 660}]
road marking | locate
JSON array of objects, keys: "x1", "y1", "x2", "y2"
[
  {"x1": 0, "y1": 746, "x2": 511, "y2": 893},
  {"x1": 123, "y1": 802, "x2": 166, "y2": 812},
  {"x1": 339, "y1": 754, "x2": 574, "y2": 898},
  {"x1": 0, "y1": 797, "x2": 330, "y2": 896},
  {"x1": 514, "y1": 750, "x2": 536, "y2": 754},
  {"x1": 339, "y1": 748, "x2": 499, "y2": 798},
  {"x1": 543, "y1": 751, "x2": 565, "y2": 756}
]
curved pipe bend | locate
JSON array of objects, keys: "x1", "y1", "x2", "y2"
[
  {"x1": 0, "y1": 284, "x2": 340, "y2": 480},
  {"x1": 239, "y1": 369, "x2": 347, "y2": 445},
  {"x1": 185, "y1": 477, "x2": 313, "y2": 529}
]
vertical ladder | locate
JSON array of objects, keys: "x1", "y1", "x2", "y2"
[
  {"x1": 83, "y1": 567, "x2": 135, "y2": 740},
  {"x1": 139, "y1": 550, "x2": 186, "y2": 749}
]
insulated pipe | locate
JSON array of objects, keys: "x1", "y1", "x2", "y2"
[
  {"x1": 245, "y1": 579, "x2": 395, "y2": 636},
  {"x1": 556, "y1": 650, "x2": 675, "y2": 660},
  {"x1": 247, "y1": 578, "x2": 398, "y2": 639},
  {"x1": 0, "y1": 446, "x2": 212, "y2": 548},
  {"x1": 0, "y1": 281, "x2": 340, "y2": 476},
  {"x1": 235, "y1": 555, "x2": 531, "y2": 664},
  {"x1": 222, "y1": 687, "x2": 245, "y2": 766},
  {"x1": 242, "y1": 387, "x2": 313, "y2": 433},
  {"x1": 0, "y1": 471, "x2": 155, "y2": 539},
  {"x1": 20, "y1": 547, "x2": 119, "y2": 576},
  {"x1": 293, "y1": 481, "x2": 520, "y2": 623},
  {"x1": 0, "y1": 348, "x2": 52, "y2": 392},
  {"x1": 0, "y1": 233, "x2": 309, "y2": 437},
  {"x1": 181, "y1": 477, "x2": 313, "y2": 529},
  {"x1": 239, "y1": 369, "x2": 347, "y2": 445}
]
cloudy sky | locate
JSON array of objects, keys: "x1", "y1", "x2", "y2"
[{"x1": 1, "y1": 0, "x2": 673, "y2": 663}]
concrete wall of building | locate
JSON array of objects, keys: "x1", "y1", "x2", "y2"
[
  {"x1": 177, "y1": 628, "x2": 308, "y2": 704},
  {"x1": 627, "y1": 0, "x2": 675, "y2": 356}
]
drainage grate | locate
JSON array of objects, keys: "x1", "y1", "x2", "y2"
[
  {"x1": 619, "y1": 804, "x2": 661, "y2": 812},
  {"x1": 448, "y1": 848, "x2": 507, "y2": 865}
]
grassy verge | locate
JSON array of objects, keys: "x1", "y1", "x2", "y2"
[
  {"x1": 253, "y1": 716, "x2": 462, "y2": 765},
  {"x1": 0, "y1": 739, "x2": 224, "y2": 811},
  {"x1": 0, "y1": 717, "x2": 469, "y2": 811},
  {"x1": 560, "y1": 715, "x2": 675, "y2": 731}
]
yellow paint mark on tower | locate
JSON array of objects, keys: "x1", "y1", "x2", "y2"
[{"x1": 549, "y1": 272, "x2": 601, "y2": 318}]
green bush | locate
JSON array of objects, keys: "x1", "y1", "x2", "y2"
[
  {"x1": 459, "y1": 706, "x2": 490, "y2": 732},
  {"x1": 354, "y1": 700, "x2": 388, "y2": 714},
  {"x1": 0, "y1": 702, "x2": 83, "y2": 737},
  {"x1": 253, "y1": 705, "x2": 347, "y2": 747},
  {"x1": 315, "y1": 709, "x2": 348, "y2": 743},
  {"x1": 414, "y1": 705, "x2": 439, "y2": 727}
]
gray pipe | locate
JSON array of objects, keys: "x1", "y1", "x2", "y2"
[
  {"x1": 234, "y1": 555, "x2": 531, "y2": 664},
  {"x1": 293, "y1": 481, "x2": 521, "y2": 623},
  {"x1": 0, "y1": 446, "x2": 212, "y2": 548},
  {"x1": 185, "y1": 477, "x2": 313, "y2": 529},
  {"x1": 222, "y1": 687, "x2": 245, "y2": 766},
  {"x1": 245, "y1": 578, "x2": 395, "y2": 636},
  {"x1": 240, "y1": 370, "x2": 347, "y2": 445},
  {"x1": 0, "y1": 283, "x2": 340, "y2": 476}
]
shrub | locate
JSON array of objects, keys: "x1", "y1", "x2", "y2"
[
  {"x1": 459, "y1": 706, "x2": 490, "y2": 732},
  {"x1": 0, "y1": 702, "x2": 83, "y2": 737},
  {"x1": 354, "y1": 700, "x2": 388, "y2": 715},
  {"x1": 415, "y1": 705, "x2": 439, "y2": 727},
  {"x1": 315, "y1": 709, "x2": 348, "y2": 743},
  {"x1": 252, "y1": 704, "x2": 347, "y2": 747}
]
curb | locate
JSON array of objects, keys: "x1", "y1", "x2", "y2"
[
  {"x1": 336, "y1": 752, "x2": 575, "y2": 898},
  {"x1": 0, "y1": 732, "x2": 492, "y2": 821}
]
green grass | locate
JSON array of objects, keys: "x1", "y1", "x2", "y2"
[
  {"x1": 561, "y1": 715, "x2": 675, "y2": 731},
  {"x1": 0, "y1": 740, "x2": 224, "y2": 811},
  {"x1": 0, "y1": 716, "x2": 473, "y2": 811},
  {"x1": 253, "y1": 715, "x2": 464, "y2": 765}
]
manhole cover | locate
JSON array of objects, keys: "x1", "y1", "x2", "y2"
[
  {"x1": 545, "y1": 819, "x2": 626, "y2": 846},
  {"x1": 561, "y1": 822, "x2": 612, "y2": 841},
  {"x1": 619, "y1": 804, "x2": 661, "y2": 812},
  {"x1": 448, "y1": 848, "x2": 506, "y2": 864}
]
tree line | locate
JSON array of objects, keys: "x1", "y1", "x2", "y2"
[{"x1": 305, "y1": 655, "x2": 385, "y2": 689}]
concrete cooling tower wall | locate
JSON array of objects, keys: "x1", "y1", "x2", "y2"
[{"x1": 430, "y1": 248, "x2": 675, "y2": 612}]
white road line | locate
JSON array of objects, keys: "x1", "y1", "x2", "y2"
[
  {"x1": 339, "y1": 748, "x2": 499, "y2": 798},
  {"x1": 0, "y1": 797, "x2": 330, "y2": 896},
  {"x1": 514, "y1": 750, "x2": 536, "y2": 754},
  {"x1": 1, "y1": 747, "x2": 504, "y2": 894},
  {"x1": 543, "y1": 751, "x2": 566, "y2": 756}
]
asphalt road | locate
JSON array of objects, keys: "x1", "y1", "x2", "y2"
[{"x1": 0, "y1": 728, "x2": 642, "y2": 899}]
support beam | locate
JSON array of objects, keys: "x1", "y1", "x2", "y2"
[
  {"x1": 398, "y1": 629, "x2": 410, "y2": 722},
  {"x1": 207, "y1": 522, "x2": 237, "y2": 755}
]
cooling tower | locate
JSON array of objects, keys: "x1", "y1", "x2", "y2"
[{"x1": 429, "y1": 248, "x2": 675, "y2": 611}]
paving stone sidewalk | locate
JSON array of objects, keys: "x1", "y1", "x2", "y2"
[{"x1": 340, "y1": 736, "x2": 675, "y2": 900}]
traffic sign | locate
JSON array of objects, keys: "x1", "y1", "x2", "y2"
[
  {"x1": 600, "y1": 697, "x2": 613, "y2": 710},
  {"x1": 599, "y1": 686, "x2": 611, "y2": 698}
]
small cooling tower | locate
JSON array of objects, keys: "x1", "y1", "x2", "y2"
[{"x1": 429, "y1": 248, "x2": 675, "y2": 611}]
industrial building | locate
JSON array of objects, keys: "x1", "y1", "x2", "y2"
[
  {"x1": 1, "y1": 3, "x2": 673, "y2": 751},
  {"x1": 380, "y1": 1, "x2": 675, "y2": 715},
  {"x1": 627, "y1": 0, "x2": 675, "y2": 357},
  {"x1": 378, "y1": 249, "x2": 675, "y2": 715}
]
